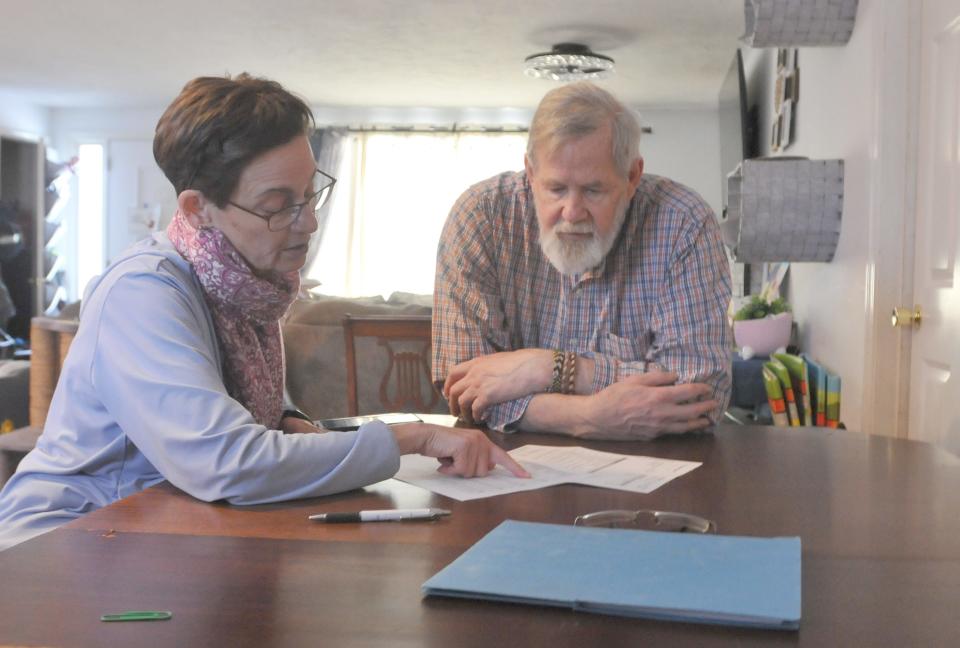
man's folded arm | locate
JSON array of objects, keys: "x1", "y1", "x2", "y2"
[{"x1": 647, "y1": 213, "x2": 733, "y2": 422}]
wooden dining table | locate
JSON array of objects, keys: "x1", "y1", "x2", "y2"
[{"x1": 1, "y1": 423, "x2": 959, "y2": 647}]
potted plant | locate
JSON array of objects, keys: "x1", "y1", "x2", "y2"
[{"x1": 732, "y1": 295, "x2": 792, "y2": 357}]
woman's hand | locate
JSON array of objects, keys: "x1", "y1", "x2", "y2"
[
  {"x1": 443, "y1": 349, "x2": 552, "y2": 423},
  {"x1": 391, "y1": 422, "x2": 530, "y2": 478},
  {"x1": 280, "y1": 416, "x2": 324, "y2": 434}
]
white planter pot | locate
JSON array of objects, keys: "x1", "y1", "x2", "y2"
[{"x1": 733, "y1": 312, "x2": 793, "y2": 356}]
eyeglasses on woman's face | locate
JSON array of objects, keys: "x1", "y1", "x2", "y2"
[
  {"x1": 574, "y1": 509, "x2": 717, "y2": 534},
  {"x1": 227, "y1": 168, "x2": 337, "y2": 232}
]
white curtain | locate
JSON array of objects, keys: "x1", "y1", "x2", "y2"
[
  {"x1": 305, "y1": 131, "x2": 527, "y2": 297},
  {"x1": 303, "y1": 128, "x2": 348, "y2": 283}
]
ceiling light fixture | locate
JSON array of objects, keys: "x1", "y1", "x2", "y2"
[{"x1": 524, "y1": 43, "x2": 615, "y2": 81}]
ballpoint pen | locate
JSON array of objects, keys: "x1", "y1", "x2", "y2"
[{"x1": 308, "y1": 508, "x2": 451, "y2": 523}]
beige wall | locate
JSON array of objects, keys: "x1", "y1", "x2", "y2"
[{"x1": 0, "y1": 93, "x2": 49, "y2": 139}]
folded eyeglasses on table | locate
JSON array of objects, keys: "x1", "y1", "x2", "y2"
[{"x1": 574, "y1": 509, "x2": 717, "y2": 534}]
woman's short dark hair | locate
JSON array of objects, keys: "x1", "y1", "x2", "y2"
[{"x1": 154, "y1": 73, "x2": 314, "y2": 207}]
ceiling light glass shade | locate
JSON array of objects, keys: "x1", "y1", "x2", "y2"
[{"x1": 524, "y1": 43, "x2": 615, "y2": 81}]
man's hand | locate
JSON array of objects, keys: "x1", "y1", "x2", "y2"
[
  {"x1": 391, "y1": 422, "x2": 530, "y2": 478},
  {"x1": 443, "y1": 349, "x2": 552, "y2": 423},
  {"x1": 582, "y1": 372, "x2": 717, "y2": 441}
]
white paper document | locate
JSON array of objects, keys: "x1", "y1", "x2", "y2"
[{"x1": 392, "y1": 444, "x2": 701, "y2": 501}]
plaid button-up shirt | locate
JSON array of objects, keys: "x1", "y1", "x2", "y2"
[{"x1": 432, "y1": 171, "x2": 732, "y2": 432}]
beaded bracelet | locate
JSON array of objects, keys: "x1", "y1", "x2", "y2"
[
  {"x1": 562, "y1": 351, "x2": 577, "y2": 394},
  {"x1": 548, "y1": 349, "x2": 565, "y2": 393}
]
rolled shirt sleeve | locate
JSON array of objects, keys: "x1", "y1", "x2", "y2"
[{"x1": 432, "y1": 183, "x2": 530, "y2": 432}]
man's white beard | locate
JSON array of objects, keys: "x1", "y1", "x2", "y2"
[{"x1": 538, "y1": 201, "x2": 628, "y2": 276}]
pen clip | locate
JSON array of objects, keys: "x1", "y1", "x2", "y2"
[{"x1": 100, "y1": 611, "x2": 173, "y2": 622}]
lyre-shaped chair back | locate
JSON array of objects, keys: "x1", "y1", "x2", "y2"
[{"x1": 343, "y1": 315, "x2": 441, "y2": 416}]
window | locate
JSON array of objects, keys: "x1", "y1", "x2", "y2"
[
  {"x1": 76, "y1": 143, "x2": 105, "y2": 298},
  {"x1": 306, "y1": 131, "x2": 526, "y2": 297}
]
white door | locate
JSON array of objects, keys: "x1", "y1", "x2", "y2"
[
  {"x1": 908, "y1": 0, "x2": 960, "y2": 455},
  {"x1": 106, "y1": 140, "x2": 177, "y2": 264}
]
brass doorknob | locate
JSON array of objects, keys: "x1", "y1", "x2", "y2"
[{"x1": 891, "y1": 305, "x2": 922, "y2": 329}]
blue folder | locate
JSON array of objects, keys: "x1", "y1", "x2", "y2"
[{"x1": 423, "y1": 520, "x2": 801, "y2": 630}]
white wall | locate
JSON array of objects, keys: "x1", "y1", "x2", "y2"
[
  {"x1": 50, "y1": 105, "x2": 536, "y2": 156},
  {"x1": 637, "y1": 108, "x2": 722, "y2": 217},
  {"x1": 315, "y1": 104, "x2": 723, "y2": 214},
  {"x1": 740, "y1": 0, "x2": 893, "y2": 433},
  {"x1": 46, "y1": 101, "x2": 723, "y2": 305},
  {"x1": 312, "y1": 105, "x2": 534, "y2": 129},
  {"x1": 49, "y1": 106, "x2": 163, "y2": 155},
  {"x1": 0, "y1": 93, "x2": 49, "y2": 139},
  {"x1": 48, "y1": 100, "x2": 723, "y2": 259},
  {"x1": 47, "y1": 107, "x2": 164, "y2": 300}
]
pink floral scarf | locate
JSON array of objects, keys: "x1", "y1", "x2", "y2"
[{"x1": 167, "y1": 210, "x2": 299, "y2": 429}]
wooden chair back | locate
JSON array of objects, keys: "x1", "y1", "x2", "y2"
[{"x1": 342, "y1": 315, "x2": 441, "y2": 416}]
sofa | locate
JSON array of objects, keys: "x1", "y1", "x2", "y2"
[
  {"x1": 281, "y1": 291, "x2": 448, "y2": 419},
  {"x1": 0, "y1": 293, "x2": 445, "y2": 487},
  {"x1": 6, "y1": 293, "x2": 442, "y2": 428}
]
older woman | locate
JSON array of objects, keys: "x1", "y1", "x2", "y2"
[{"x1": 0, "y1": 74, "x2": 527, "y2": 551}]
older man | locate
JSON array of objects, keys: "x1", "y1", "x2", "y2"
[{"x1": 432, "y1": 82, "x2": 731, "y2": 441}]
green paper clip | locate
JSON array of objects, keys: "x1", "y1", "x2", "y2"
[{"x1": 100, "y1": 610, "x2": 172, "y2": 622}]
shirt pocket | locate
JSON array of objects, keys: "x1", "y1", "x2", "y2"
[{"x1": 597, "y1": 332, "x2": 648, "y2": 362}]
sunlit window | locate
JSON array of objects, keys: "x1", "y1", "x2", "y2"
[
  {"x1": 307, "y1": 131, "x2": 526, "y2": 297},
  {"x1": 76, "y1": 144, "x2": 104, "y2": 298}
]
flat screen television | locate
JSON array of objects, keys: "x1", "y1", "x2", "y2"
[{"x1": 718, "y1": 48, "x2": 755, "y2": 213}]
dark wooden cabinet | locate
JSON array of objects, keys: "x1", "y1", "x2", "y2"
[
  {"x1": 0, "y1": 134, "x2": 43, "y2": 340},
  {"x1": 0, "y1": 134, "x2": 67, "y2": 342}
]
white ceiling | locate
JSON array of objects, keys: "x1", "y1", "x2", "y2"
[{"x1": 0, "y1": 0, "x2": 745, "y2": 110}]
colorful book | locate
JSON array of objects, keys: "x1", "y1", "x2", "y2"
[
  {"x1": 762, "y1": 365, "x2": 790, "y2": 427},
  {"x1": 802, "y1": 353, "x2": 828, "y2": 427},
  {"x1": 423, "y1": 520, "x2": 802, "y2": 630},
  {"x1": 826, "y1": 373, "x2": 841, "y2": 429},
  {"x1": 773, "y1": 353, "x2": 812, "y2": 426},
  {"x1": 765, "y1": 359, "x2": 800, "y2": 427}
]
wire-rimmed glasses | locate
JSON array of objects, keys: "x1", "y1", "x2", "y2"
[
  {"x1": 227, "y1": 168, "x2": 337, "y2": 231},
  {"x1": 574, "y1": 509, "x2": 717, "y2": 534}
]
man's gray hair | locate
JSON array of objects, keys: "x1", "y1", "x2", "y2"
[{"x1": 526, "y1": 82, "x2": 641, "y2": 177}]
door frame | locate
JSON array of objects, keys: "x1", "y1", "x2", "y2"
[{"x1": 859, "y1": 0, "x2": 921, "y2": 439}]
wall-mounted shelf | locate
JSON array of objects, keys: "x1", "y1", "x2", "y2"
[
  {"x1": 741, "y1": 0, "x2": 859, "y2": 48},
  {"x1": 721, "y1": 157, "x2": 844, "y2": 263}
]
